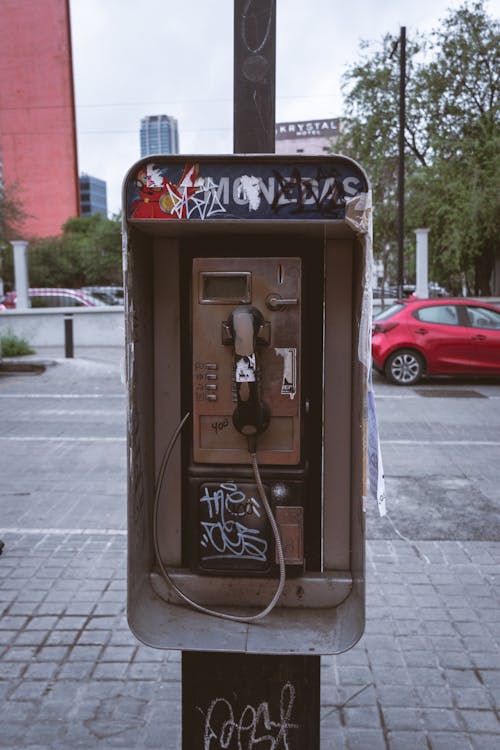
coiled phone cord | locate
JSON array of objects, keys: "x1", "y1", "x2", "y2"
[{"x1": 152, "y1": 413, "x2": 286, "y2": 623}]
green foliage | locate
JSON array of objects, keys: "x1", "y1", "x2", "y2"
[
  {"x1": 336, "y1": 0, "x2": 499, "y2": 294},
  {"x1": 27, "y1": 214, "x2": 122, "y2": 289},
  {"x1": 0, "y1": 185, "x2": 29, "y2": 290},
  {"x1": 1, "y1": 206, "x2": 122, "y2": 292},
  {"x1": 0, "y1": 333, "x2": 35, "y2": 357},
  {"x1": 0, "y1": 184, "x2": 29, "y2": 243}
]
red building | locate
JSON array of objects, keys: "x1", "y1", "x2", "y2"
[{"x1": 0, "y1": 0, "x2": 79, "y2": 238}]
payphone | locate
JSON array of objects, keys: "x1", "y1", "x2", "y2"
[
  {"x1": 123, "y1": 154, "x2": 371, "y2": 653},
  {"x1": 189, "y1": 256, "x2": 303, "y2": 578}
]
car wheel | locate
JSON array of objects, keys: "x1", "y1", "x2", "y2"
[{"x1": 384, "y1": 349, "x2": 424, "y2": 385}]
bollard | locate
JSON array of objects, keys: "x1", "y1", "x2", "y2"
[{"x1": 64, "y1": 315, "x2": 74, "y2": 358}]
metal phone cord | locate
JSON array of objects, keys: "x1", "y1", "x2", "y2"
[{"x1": 153, "y1": 413, "x2": 286, "y2": 623}]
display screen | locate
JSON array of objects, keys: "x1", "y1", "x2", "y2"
[{"x1": 201, "y1": 273, "x2": 251, "y2": 303}]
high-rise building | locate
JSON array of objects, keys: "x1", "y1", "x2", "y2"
[
  {"x1": 140, "y1": 115, "x2": 179, "y2": 157},
  {"x1": 0, "y1": 0, "x2": 79, "y2": 237},
  {"x1": 79, "y1": 174, "x2": 108, "y2": 217}
]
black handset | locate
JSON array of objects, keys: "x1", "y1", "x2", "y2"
[{"x1": 226, "y1": 305, "x2": 271, "y2": 437}]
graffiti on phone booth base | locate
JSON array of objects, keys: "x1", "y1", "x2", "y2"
[
  {"x1": 200, "y1": 482, "x2": 268, "y2": 562},
  {"x1": 199, "y1": 681, "x2": 300, "y2": 750}
]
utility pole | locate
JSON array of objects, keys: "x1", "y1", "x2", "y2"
[
  {"x1": 234, "y1": 0, "x2": 276, "y2": 153},
  {"x1": 183, "y1": 3, "x2": 320, "y2": 748},
  {"x1": 397, "y1": 26, "x2": 406, "y2": 299}
]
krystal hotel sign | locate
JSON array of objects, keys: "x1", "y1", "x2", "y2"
[{"x1": 275, "y1": 119, "x2": 340, "y2": 140}]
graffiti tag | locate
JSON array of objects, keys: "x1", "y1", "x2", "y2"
[
  {"x1": 129, "y1": 161, "x2": 366, "y2": 220},
  {"x1": 199, "y1": 681, "x2": 300, "y2": 750},
  {"x1": 166, "y1": 175, "x2": 226, "y2": 220},
  {"x1": 200, "y1": 482, "x2": 268, "y2": 562},
  {"x1": 271, "y1": 167, "x2": 345, "y2": 214}
]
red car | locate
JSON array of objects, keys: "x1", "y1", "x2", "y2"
[{"x1": 372, "y1": 298, "x2": 500, "y2": 385}]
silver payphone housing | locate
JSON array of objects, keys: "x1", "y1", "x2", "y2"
[{"x1": 123, "y1": 154, "x2": 371, "y2": 654}]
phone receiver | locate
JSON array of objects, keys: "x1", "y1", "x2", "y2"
[{"x1": 226, "y1": 305, "x2": 271, "y2": 437}]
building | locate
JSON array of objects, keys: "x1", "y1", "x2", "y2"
[
  {"x1": 275, "y1": 118, "x2": 340, "y2": 155},
  {"x1": 0, "y1": 0, "x2": 79, "y2": 238},
  {"x1": 140, "y1": 115, "x2": 179, "y2": 157},
  {"x1": 79, "y1": 174, "x2": 108, "y2": 217}
]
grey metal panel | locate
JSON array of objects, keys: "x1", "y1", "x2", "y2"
[
  {"x1": 347, "y1": 238, "x2": 366, "y2": 640},
  {"x1": 153, "y1": 238, "x2": 182, "y2": 565},
  {"x1": 128, "y1": 582, "x2": 363, "y2": 656},
  {"x1": 150, "y1": 570, "x2": 352, "y2": 609},
  {"x1": 323, "y1": 239, "x2": 353, "y2": 570},
  {"x1": 125, "y1": 227, "x2": 155, "y2": 621},
  {"x1": 125, "y1": 223, "x2": 366, "y2": 655}
]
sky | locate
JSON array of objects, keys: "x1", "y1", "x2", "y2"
[{"x1": 69, "y1": 0, "x2": 499, "y2": 217}]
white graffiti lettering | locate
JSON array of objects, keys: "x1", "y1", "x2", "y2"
[
  {"x1": 342, "y1": 176, "x2": 361, "y2": 197},
  {"x1": 200, "y1": 682, "x2": 300, "y2": 750},
  {"x1": 200, "y1": 482, "x2": 267, "y2": 562},
  {"x1": 237, "y1": 175, "x2": 262, "y2": 211},
  {"x1": 166, "y1": 176, "x2": 227, "y2": 220}
]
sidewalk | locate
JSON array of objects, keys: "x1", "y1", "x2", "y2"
[{"x1": 0, "y1": 348, "x2": 499, "y2": 748}]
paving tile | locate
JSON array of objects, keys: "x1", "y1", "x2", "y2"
[
  {"x1": 459, "y1": 709, "x2": 500, "y2": 733},
  {"x1": 344, "y1": 729, "x2": 386, "y2": 749},
  {"x1": 382, "y1": 706, "x2": 422, "y2": 731},
  {"x1": 427, "y1": 733, "x2": 473, "y2": 750},
  {"x1": 386, "y1": 730, "x2": 429, "y2": 749},
  {"x1": 342, "y1": 704, "x2": 381, "y2": 728},
  {"x1": 470, "y1": 735, "x2": 500, "y2": 750}
]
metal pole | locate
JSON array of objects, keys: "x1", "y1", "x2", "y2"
[
  {"x1": 397, "y1": 26, "x2": 406, "y2": 299},
  {"x1": 234, "y1": 0, "x2": 276, "y2": 153},
  {"x1": 182, "y1": 4, "x2": 320, "y2": 747},
  {"x1": 182, "y1": 652, "x2": 319, "y2": 748},
  {"x1": 64, "y1": 315, "x2": 74, "y2": 358}
]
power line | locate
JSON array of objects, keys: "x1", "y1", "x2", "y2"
[{"x1": 0, "y1": 93, "x2": 339, "y2": 112}]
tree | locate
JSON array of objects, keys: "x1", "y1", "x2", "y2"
[
  {"x1": 28, "y1": 214, "x2": 122, "y2": 289},
  {"x1": 0, "y1": 183, "x2": 28, "y2": 242},
  {"x1": 1, "y1": 189, "x2": 122, "y2": 291},
  {"x1": 0, "y1": 184, "x2": 29, "y2": 290},
  {"x1": 336, "y1": 0, "x2": 499, "y2": 294}
]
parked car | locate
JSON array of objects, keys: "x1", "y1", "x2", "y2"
[
  {"x1": 81, "y1": 286, "x2": 124, "y2": 305},
  {"x1": 2, "y1": 288, "x2": 104, "y2": 309},
  {"x1": 372, "y1": 298, "x2": 500, "y2": 385},
  {"x1": 373, "y1": 284, "x2": 449, "y2": 299},
  {"x1": 372, "y1": 287, "x2": 397, "y2": 299}
]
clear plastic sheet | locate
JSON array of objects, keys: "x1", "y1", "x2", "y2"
[{"x1": 345, "y1": 191, "x2": 386, "y2": 516}]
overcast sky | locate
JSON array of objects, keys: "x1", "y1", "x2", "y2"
[{"x1": 69, "y1": 0, "x2": 499, "y2": 216}]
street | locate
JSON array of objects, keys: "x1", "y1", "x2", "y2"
[
  {"x1": 369, "y1": 371, "x2": 500, "y2": 542},
  {"x1": 0, "y1": 347, "x2": 499, "y2": 749}
]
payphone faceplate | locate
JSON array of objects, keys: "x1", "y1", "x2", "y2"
[{"x1": 192, "y1": 257, "x2": 302, "y2": 466}]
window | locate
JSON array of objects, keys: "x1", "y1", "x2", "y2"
[
  {"x1": 30, "y1": 294, "x2": 85, "y2": 308},
  {"x1": 415, "y1": 305, "x2": 458, "y2": 325},
  {"x1": 465, "y1": 306, "x2": 500, "y2": 330},
  {"x1": 373, "y1": 303, "x2": 405, "y2": 321}
]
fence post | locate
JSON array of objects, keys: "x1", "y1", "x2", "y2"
[{"x1": 64, "y1": 314, "x2": 74, "y2": 358}]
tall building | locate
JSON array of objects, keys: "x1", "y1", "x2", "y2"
[
  {"x1": 275, "y1": 118, "x2": 340, "y2": 155},
  {"x1": 140, "y1": 115, "x2": 179, "y2": 157},
  {"x1": 0, "y1": 0, "x2": 79, "y2": 238},
  {"x1": 79, "y1": 174, "x2": 108, "y2": 217}
]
